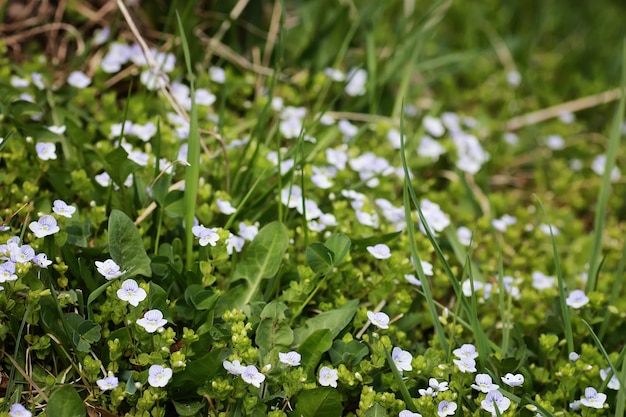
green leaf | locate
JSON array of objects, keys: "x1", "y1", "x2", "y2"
[
  {"x1": 328, "y1": 339, "x2": 369, "y2": 366},
  {"x1": 325, "y1": 233, "x2": 351, "y2": 265},
  {"x1": 364, "y1": 403, "x2": 387, "y2": 417},
  {"x1": 149, "y1": 282, "x2": 171, "y2": 320},
  {"x1": 185, "y1": 285, "x2": 219, "y2": 311},
  {"x1": 108, "y1": 209, "x2": 152, "y2": 278},
  {"x1": 172, "y1": 400, "x2": 205, "y2": 416},
  {"x1": 222, "y1": 221, "x2": 289, "y2": 308},
  {"x1": 297, "y1": 329, "x2": 333, "y2": 377},
  {"x1": 306, "y1": 242, "x2": 334, "y2": 274},
  {"x1": 104, "y1": 147, "x2": 140, "y2": 189},
  {"x1": 294, "y1": 299, "x2": 359, "y2": 345},
  {"x1": 292, "y1": 387, "x2": 342, "y2": 417},
  {"x1": 47, "y1": 385, "x2": 86, "y2": 417},
  {"x1": 10, "y1": 100, "x2": 42, "y2": 118},
  {"x1": 65, "y1": 313, "x2": 101, "y2": 352},
  {"x1": 257, "y1": 321, "x2": 294, "y2": 353}
]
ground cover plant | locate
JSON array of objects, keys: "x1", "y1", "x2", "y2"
[{"x1": 1, "y1": 0, "x2": 626, "y2": 416}]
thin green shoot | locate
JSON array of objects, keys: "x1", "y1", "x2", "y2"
[{"x1": 586, "y1": 41, "x2": 626, "y2": 292}]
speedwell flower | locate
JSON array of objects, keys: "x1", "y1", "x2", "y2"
[
  {"x1": 399, "y1": 411, "x2": 422, "y2": 417},
  {"x1": 148, "y1": 364, "x2": 173, "y2": 387},
  {"x1": 241, "y1": 365, "x2": 265, "y2": 388},
  {"x1": 223, "y1": 359, "x2": 245, "y2": 375},
  {"x1": 95, "y1": 259, "x2": 124, "y2": 280},
  {"x1": 9, "y1": 403, "x2": 31, "y2": 417},
  {"x1": 279, "y1": 351, "x2": 301, "y2": 367},
  {"x1": 501, "y1": 373, "x2": 524, "y2": 387},
  {"x1": 192, "y1": 225, "x2": 220, "y2": 247},
  {"x1": 52, "y1": 199, "x2": 76, "y2": 218},
  {"x1": 391, "y1": 347, "x2": 413, "y2": 374},
  {"x1": 437, "y1": 401, "x2": 457, "y2": 417},
  {"x1": 96, "y1": 374, "x2": 119, "y2": 391},
  {"x1": 367, "y1": 311, "x2": 390, "y2": 329},
  {"x1": 319, "y1": 366, "x2": 339, "y2": 388},
  {"x1": 29, "y1": 215, "x2": 60, "y2": 238},
  {"x1": 137, "y1": 309, "x2": 167, "y2": 333},
  {"x1": 566, "y1": 289, "x2": 589, "y2": 309},
  {"x1": 453, "y1": 357, "x2": 477, "y2": 373},
  {"x1": 481, "y1": 390, "x2": 511, "y2": 416},
  {"x1": 600, "y1": 368, "x2": 620, "y2": 390},
  {"x1": 580, "y1": 387, "x2": 606, "y2": 409},
  {"x1": 117, "y1": 279, "x2": 147, "y2": 307},
  {"x1": 472, "y1": 374, "x2": 499, "y2": 393},
  {"x1": 367, "y1": 243, "x2": 391, "y2": 260}
]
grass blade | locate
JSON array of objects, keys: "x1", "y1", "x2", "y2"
[
  {"x1": 586, "y1": 41, "x2": 626, "y2": 292},
  {"x1": 177, "y1": 12, "x2": 201, "y2": 271}
]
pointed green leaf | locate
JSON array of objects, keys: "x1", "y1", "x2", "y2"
[
  {"x1": 306, "y1": 242, "x2": 334, "y2": 274},
  {"x1": 292, "y1": 387, "x2": 342, "y2": 417},
  {"x1": 47, "y1": 385, "x2": 86, "y2": 417},
  {"x1": 325, "y1": 233, "x2": 351, "y2": 266},
  {"x1": 294, "y1": 299, "x2": 359, "y2": 345},
  {"x1": 108, "y1": 209, "x2": 152, "y2": 278}
]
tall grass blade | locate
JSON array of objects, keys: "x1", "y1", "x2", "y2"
[
  {"x1": 177, "y1": 13, "x2": 201, "y2": 271},
  {"x1": 586, "y1": 41, "x2": 626, "y2": 292},
  {"x1": 535, "y1": 197, "x2": 574, "y2": 354}
]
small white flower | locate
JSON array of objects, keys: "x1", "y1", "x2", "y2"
[
  {"x1": 137, "y1": 309, "x2": 167, "y2": 333},
  {"x1": 481, "y1": 390, "x2": 511, "y2": 416},
  {"x1": 36, "y1": 142, "x2": 57, "y2": 160},
  {"x1": 148, "y1": 364, "x2": 172, "y2": 387},
  {"x1": 223, "y1": 359, "x2": 246, "y2": 375},
  {"x1": 423, "y1": 116, "x2": 445, "y2": 137},
  {"x1": 417, "y1": 135, "x2": 446, "y2": 160},
  {"x1": 33, "y1": 253, "x2": 52, "y2": 268},
  {"x1": 241, "y1": 365, "x2": 265, "y2": 388},
  {"x1": 437, "y1": 401, "x2": 457, "y2": 417},
  {"x1": 96, "y1": 375, "x2": 119, "y2": 391},
  {"x1": 209, "y1": 67, "x2": 226, "y2": 83},
  {"x1": 532, "y1": 271, "x2": 555, "y2": 291},
  {"x1": 192, "y1": 225, "x2": 220, "y2": 247},
  {"x1": 52, "y1": 199, "x2": 76, "y2": 218},
  {"x1": 47, "y1": 125, "x2": 66, "y2": 135},
  {"x1": 9, "y1": 403, "x2": 32, "y2": 417},
  {"x1": 600, "y1": 368, "x2": 620, "y2": 390},
  {"x1": 95, "y1": 259, "x2": 124, "y2": 280},
  {"x1": 367, "y1": 311, "x2": 390, "y2": 329},
  {"x1": 344, "y1": 68, "x2": 367, "y2": 96},
  {"x1": 399, "y1": 410, "x2": 422, "y2": 417},
  {"x1": 506, "y1": 70, "x2": 521, "y2": 86},
  {"x1": 338, "y1": 119, "x2": 358, "y2": 140},
  {"x1": 11, "y1": 76, "x2": 30, "y2": 88},
  {"x1": 566, "y1": 290, "x2": 589, "y2": 309},
  {"x1": 0, "y1": 262, "x2": 18, "y2": 283},
  {"x1": 456, "y1": 226, "x2": 472, "y2": 246},
  {"x1": 472, "y1": 374, "x2": 499, "y2": 393},
  {"x1": 453, "y1": 357, "x2": 477, "y2": 373},
  {"x1": 501, "y1": 373, "x2": 524, "y2": 387},
  {"x1": 429, "y1": 378, "x2": 449, "y2": 394},
  {"x1": 67, "y1": 71, "x2": 92, "y2": 88},
  {"x1": 404, "y1": 274, "x2": 421, "y2": 286},
  {"x1": 216, "y1": 198, "x2": 237, "y2": 215},
  {"x1": 545, "y1": 134, "x2": 565, "y2": 150},
  {"x1": 580, "y1": 387, "x2": 607, "y2": 409},
  {"x1": 367, "y1": 243, "x2": 391, "y2": 260},
  {"x1": 592, "y1": 154, "x2": 621, "y2": 182},
  {"x1": 279, "y1": 351, "x2": 301, "y2": 366},
  {"x1": 117, "y1": 279, "x2": 147, "y2": 307},
  {"x1": 569, "y1": 352, "x2": 580, "y2": 362},
  {"x1": 92, "y1": 27, "x2": 110, "y2": 45},
  {"x1": 391, "y1": 347, "x2": 413, "y2": 374},
  {"x1": 453, "y1": 344, "x2": 478, "y2": 360},
  {"x1": 225, "y1": 233, "x2": 245, "y2": 255},
  {"x1": 318, "y1": 366, "x2": 339, "y2": 388},
  {"x1": 29, "y1": 215, "x2": 60, "y2": 238}
]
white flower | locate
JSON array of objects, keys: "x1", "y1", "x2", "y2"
[
  {"x1": 52, "y1": 199, "x2": 76, "y2": 218},
  {"x1": 192, "y1": 225, "x2": 220, "y2": 247},
  {"x1": 453, "y1": 357, "x2": 477, "y2": 373},
  {"x1": 36, "y1": 142, "x2": 57, "y2": 160},
  {"x1": 453, "y1": 343, "x2": 478, "y2": 360},
  {"x1": 472, "y1": 374, "x2": 499, "y2": 392},
  {"x1": 501, "y1": 373, "x2": 524, "y2": 387},
  {"x1": 279, "y1": 351, "x2": 301, "y2": 366},
  {"x1": 417, "y1": 135, "x2": 446, "y2": 161},
  {"x1": 11, "y1": 76, "x2": 30, "y2": 88},
  {"x1": 96, "y1": 375, "x2": 119, "y2": 391},
  {"x1": 95, "y1": 259, "x2": 124, "y2": 280},
  {"x1": 209, "y1": 67, "x2": 226, "y2": 83},
  {"x1": 117, "y1": 279, "x2": 147, "y2": 307},
  {"x1": 566, "y1": 290, "x2": 589, "y2": 309},
  {"x1": 225, "y1": 234, "x2": 245, "y2": 255},
  {"x1": 419, "y1": 199, "x2": 450, "y2": 235},
  {"x1": 437, "y1": 401, "x2": 457, "y2": 417},
  {"x1": 423, "y1": 116, "x2": 445, "y2": 137},
  {"x1": 600, "y1": 368, "x2": 620, "y2": 390},
  {"x1": 325, "y1": 68, "x2": 345, "y2": 82},
  {"x1": 592, "y1": 154, "x2": 621, "y2": 182},
  {"x1": 131, "y1": 122, "x2": 157, "y2": 141},
  {"x1": 429, "y1": 378, "x2": 449, "y2": 394},
  {"x1": 137, "y1": 309, "x2": 167, "y2": 333},
  {"x1": 67, "y1": 71, "x2": 92, "y2": 88},
  {"x1": 140, "y1": 67, "x2": 169, "y2": 91},
  {"x1": 216, "y1": 198, "x2": 237, "y2": 215},
  {"x1": 580, "y1": 387, "x2": 607, "y2": 409},
  {"x1": 326, "y1": 147, "x2": 348, "y2": 170},
  {"x1": 506, "y1": 70, "x2": 521, "y2": 86},
  {"x1": 367, "y1": 243, "x2": 391, "y2": 260},
  {"x1": 539, "y1": 223, "x2": 559, "y2": 236},
  {"x1": 456, "y1": 226, "x2": 472, "y2": 246},
  {"x1": 238, "y1": 222, "x2": 259, "y2": 241},
  {"x1": 47, "y1": 125, "x2": 66, "y2": 135},
  {"x1": 33, "y1": 253, "x2": 52, "y2": 268},
  {"x1": 0, "y1": 262, "x2": 18, "y2": 283},
  {"x1": 241, "y1": 365, "x2": 265, "y2": 388},
  {"x1": 569, "y1": 352, "x2": 580, "y2": 362},
  {"x1": 223, "y1": 359, "x2": 246, "y2": 375},
  {"x1": 9, "y1": 403, "x2": 32, "y2": 417},
  {"x1": 532, "y1": 271, "x2": 555, "y2": 291},
  {"x1": 95, "y1": 172, "x2": 112, "y2": 187},
  {"x1": 318, "y1": 366, "x2": 339, "y2": 388},
  {"x1": 545, "y1": 134, "x2": 565, "y2": 150},
  {"x1": 148, "y1": 364, "x2": 173, "y2": 387},
  {"x1": 399, "y1": 410, "x2": 422, "y2": 417},
  {"x1": 391, "y1": 347, "x2": 413, "y2": 374},
  {"x1": 338, "y1": 119, "x2": 358, "y2": 140},
  {"x1": 404, "y1": 274, "x2": 421, "y2": 286},
  {"x1": 344, "y1": 68, "x2": 367, "y2": 96},
  {"x1": 367, "y1": 311, "x2": 390, "y2": 329},
  {"x1": 481, "y1": 390, "x2": 511, "y2": 416},
  {"x1": 10, "y1": 245, "x2": 34, "y2": 264},
  {"x1": 92, "y1": 27, "x2": 110, "y2": 45},
  {"x1": 29, "y1": 215, "x2": 60, "y2": 238}
]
